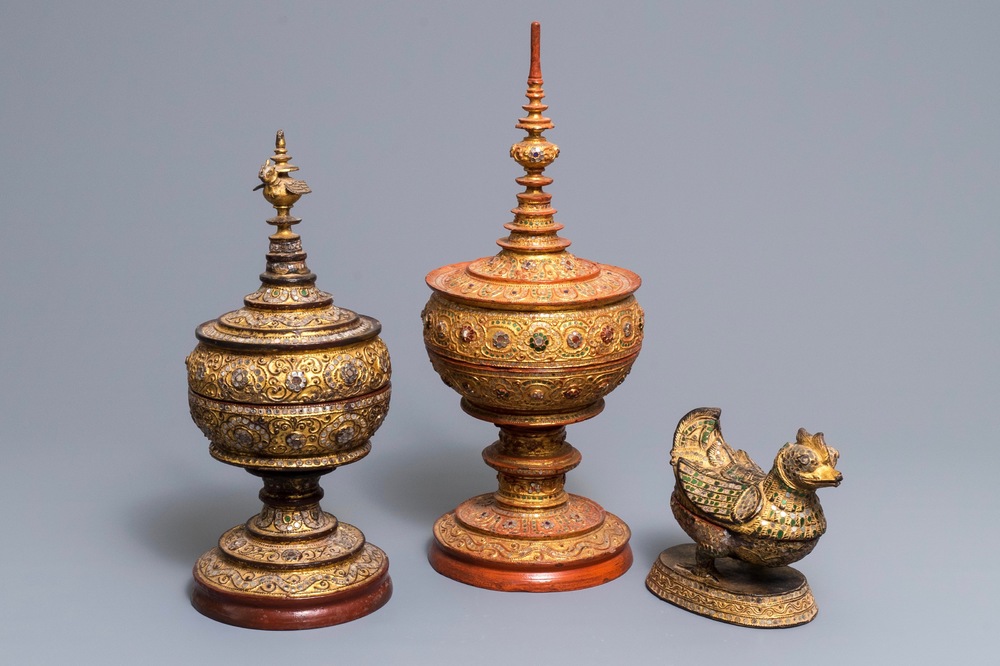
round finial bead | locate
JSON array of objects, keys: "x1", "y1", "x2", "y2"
[{"x1": 510, "y1": 140, "x2": 560, "y2": 169}]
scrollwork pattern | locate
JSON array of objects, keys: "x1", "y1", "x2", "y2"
[
  {"x1": 433, "y1": 511, "x2": 630, "y2": 564},
  {"x1": 428, "y1": 353, "x2": 633, "y2": 414},
  {"x1": 467, "y1": 253, "x2": 596, "y2": 282},
  {"x1": 219, "y1": 306, "x2": 350, "y2": 330},
  {"x1": 188, "y1": 385, "x2": 390, "y2": 459},
  {"x1": 195, "y1": 312, "x2": 380, "y2": 347},
  {"x1": 454, "y1": 495, "x2": 605, "y2": 538},
  {"x1": 646, "y1": 559, "x2": 817, "y2": 627},
  {"x1": 187, "y1": 337, "x2": 391, "y2": 404},
  {"x1": 196, "y1": 543, "x2": 387, "y2": 598},
  {"x1": 427, "y1": 264, "x2": 639, "y2": 308},
  {"x1": 421, "y1": 294, "x2": 643, "y2": 368},
  {"x1": 220, "y1": 523, "x2": 364, "y2": 566}
]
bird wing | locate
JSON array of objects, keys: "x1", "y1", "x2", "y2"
[
  {"x1": 731, "y1": 448, "x2": 765, "y2": 479},
  {"x1": 672, "y1": 408, "x2": 766, "y2": 525},
  {"x1": 676, "y1": 457, "x2": 763, "y2": 526},
  {"x1": 284, "y1": 178, "x2": 311, "y2": 195}
]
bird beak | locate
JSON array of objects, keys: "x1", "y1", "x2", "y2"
[{"x1": 252, "y1": 183, "x2": 264, "y2": 191}]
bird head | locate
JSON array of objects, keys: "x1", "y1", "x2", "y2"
[
  {"x1": 776, "y1": 429, "x2": 842, "y2": 490},
  {"x1": 253, "y1": 159, "x2": 279, "y2": 190}
]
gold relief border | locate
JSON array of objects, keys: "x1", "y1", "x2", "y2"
[
  {"x1": 196, "y1": 315, "x2": 380, "y2": 348},
  {"x1": 187, "y1": 337, "x2": 390, "y2": 405},
  {"x1": 433, "y1": 511, "x2": 630, "y2": 565},
  {"x1": 209, "y1": 441, "x2": 371, "y2": 470},
  {"x1": 645, "y1": 559, "x2": 817, "y2": 627},
  {"x1": 195, "y1": 543, "x2": 387, "y2": 599},
  {"x1": 429, "y1": 352, "x2": 635, "y2": 414},
  {"x1": 219, "y1": 523, "x2": 363, "y2": 567},
  {"x1": 422, "y1": 294, "x2": 643, "y2": 368},
  {"x1": 189, "y1": 385, "x2": 390, "y2": 464},
  {"x1": 427, "y1": 264, "x2": 639, "y2": 309},
  {"x1": 467, "y1": 252, "x2": 595, "y2": 282},
  {"x1": 454, "y1": 495, "x2": 606, "y2": 539}
]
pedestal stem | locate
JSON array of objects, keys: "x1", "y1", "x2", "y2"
[
  {"x1": 244, "y1": 471, "x2": 338, "y2": 541},
  {"x1": 485, "y1": 426, "x2": 581, "y2": 511}
]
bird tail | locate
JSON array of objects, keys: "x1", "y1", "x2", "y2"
[{"x1": 671, "y1": 407, "x2": 727, "y2": 468}]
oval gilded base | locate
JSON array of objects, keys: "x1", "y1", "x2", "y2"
[{"x1": 645, "y1": 544, "x2": 818, "y2": 628}]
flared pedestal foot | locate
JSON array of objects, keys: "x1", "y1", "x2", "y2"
[
  {"x1": 192, "y1": 558, "x2": 391, "y2": 630},
  {"x1": 429, "y1": 494, "x2": 632, "y2": 592},
  {"x1": 190, "y1": 473, "x2": 392, "y2": 629},
  {"x1": 646, "y1": 544, "x2": 817, "y2": 628},
  {"x1": 192, "y1": 517, "x2": 392, "y2": 630}
]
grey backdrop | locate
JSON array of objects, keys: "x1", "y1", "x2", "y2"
[{"x1": 2, "y1": 1, "x2": 997, "y2": 663}]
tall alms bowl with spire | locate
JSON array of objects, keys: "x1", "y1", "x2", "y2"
[
  {"x1": 422, "y1": 23, "x2": 644, "y2": 591},
  {"x1": 186, "y1": 131, "x2": 392, "y2": 629}
]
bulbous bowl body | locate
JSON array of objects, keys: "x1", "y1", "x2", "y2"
[
  {"x1": 187, "y1": 335, "x2": 391, "y2": 470},
  {"x1": 422, "y1": 292, "x2": 642, "y2": 425}
]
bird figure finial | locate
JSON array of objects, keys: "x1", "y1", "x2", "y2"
[{"x1": 254, "y1": 130, "x2": 311, "y2": 226}]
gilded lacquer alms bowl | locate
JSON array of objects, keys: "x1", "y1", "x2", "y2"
[
  {"x1": 185, "y1": 131, "x2": 392, "y2": 629},
  {"x1": 421, "y1": 23, "x2": 643, "y2": 592}
]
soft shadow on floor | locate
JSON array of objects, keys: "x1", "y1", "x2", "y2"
[
  {"x1": 631, "y1": 526, "x2": 686, "y2": 566},
  {"x1": 365, "y1": 440, "x2": 494, "y2": 524},
  {"x1": 126, "y1": 485, "x2": 251, "y2": 567}
]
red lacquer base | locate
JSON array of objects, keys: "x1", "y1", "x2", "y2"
[
  {"x1": 192, "y1": 568, "x2": 392, "y2": 631},
  {"x1": 429, "y1": 540, "x2": 632, "y2": 592}
]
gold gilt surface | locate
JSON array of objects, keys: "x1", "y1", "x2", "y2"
[
  {"x1": 431, "y1": 359, "x2": 629, "y2": 418},
  {"x1": 187, "y1": 131, "x2": 393, "y2": 625},
  {"x1": 421, "y1": 24, "x2": 640, "y2": 590},
  {"x1": 187, "y1": 337, "x2": 391, "y2": 404},
  {"x1": 187, "y1": 131, "x2": 392, "y2": 471},
  {"x1": 189, "y1": 385, "x2": 390, "y2": 468},
  {"x1": 196, "y1": 542, "x2": 388, "y2": 598},
  {"x1": 422, "y1": 293, "x2": 643, "y2": 368},
  {"x1": 195, "y1": 308, "x2": 380, "y2": 348},
  {"x1": 646, "y1": 546, "x2": 817, "y2": 628},
  {"x1": 218, "y1": 523, "x2": 361, "y2": 566},
  {"x1": 434, "y1": 506, "x2": 630, "y2": 565},
  {"x1": 425, "y1": 260, "x2": 640, "y2": 310}
]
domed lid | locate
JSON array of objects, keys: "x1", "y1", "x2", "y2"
[
  {"x1": 196, "y1": 131, "x2": 380, "y2": 351},
  {"x1": 426, "y1": 23, "x2": 641, "y2": 311}
]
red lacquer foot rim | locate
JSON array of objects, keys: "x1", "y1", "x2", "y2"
[
  {"x1": 191, "y1": 570, "x2": 392, "y2": 630},
  {"x1": 429, "y1": 541, "x2": 632, "y2": 593}
]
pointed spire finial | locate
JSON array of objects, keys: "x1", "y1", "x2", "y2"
[
  {"x1": 528, "y1": 22, "x2": 542, "y2": 84},
  {"x1": 502, "y1": 22, "x2": 567, "y2": 254}
]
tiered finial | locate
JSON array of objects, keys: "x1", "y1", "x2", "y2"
[
  {"x1": 503, "y1": 22, "x2": 568, "y2": 254},
  {"x1": 254, "y1": 129, "x2": 312, "y2": 225},
  {"x1": 245, "y1": 131, "x2": 330, "y2": 309},
  {"x1": 517, "y1": 22, "x2": 554, "y2": 136}
]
